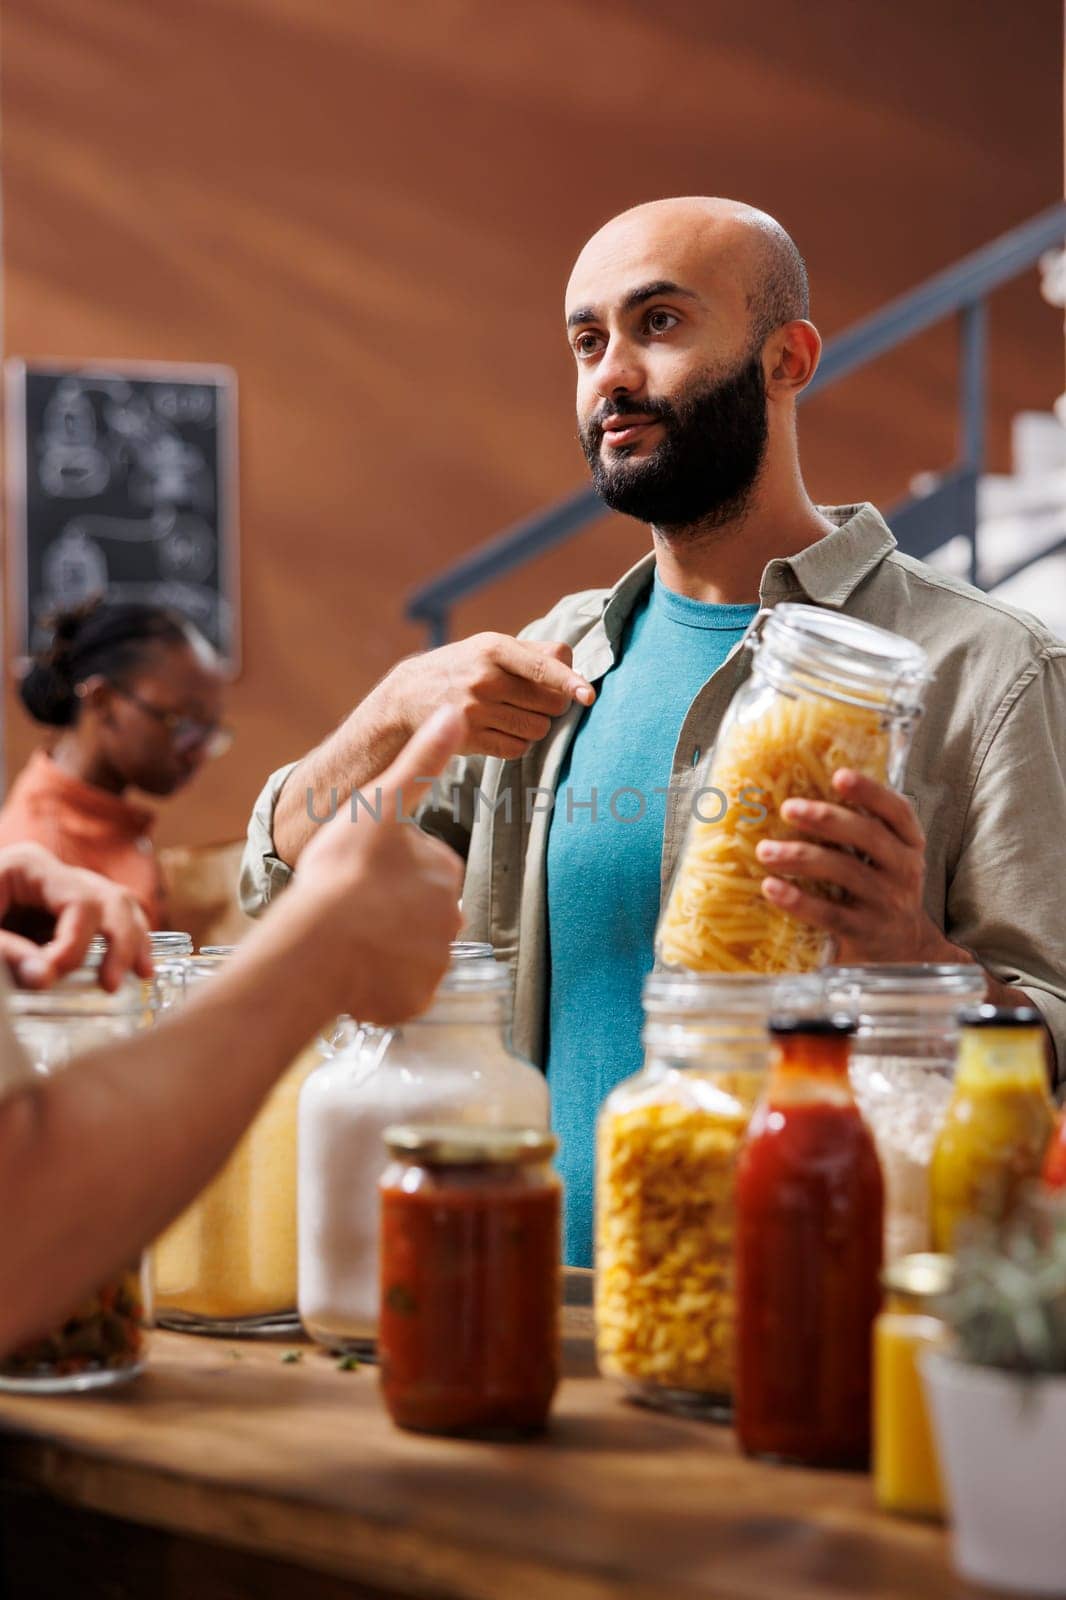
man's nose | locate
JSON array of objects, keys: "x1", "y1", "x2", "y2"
[{"x1": 593, "y1": 336, "x2": 645, "y2": 402}]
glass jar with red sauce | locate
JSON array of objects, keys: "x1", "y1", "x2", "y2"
[
  {"x1": 378, "y1": 1125, "x2": 561, "y2": 1438},
  {"x1": 735, "y1": 1014, "x2": 884, "y2": 1467}
]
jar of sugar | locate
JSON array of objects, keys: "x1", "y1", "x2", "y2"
[
  {"x1": 297, "y1": 946, "x2": 549, "y2": 1352},
  {"x1": 825, "y1": 963, "x2": 987, "y2": 1263}
]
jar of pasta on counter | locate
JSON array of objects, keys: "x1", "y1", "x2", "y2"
[
  {"x1": 826, "y1": 964, "x2": 987, "y2": 1263},
  {"x1": 657, "y1": 604, "x2": 931, "y2": 975},
  {"x1": 595, "y1": 972, "x2": 816, "y2": 1418},
  {"x1": 153, "y1": 952, "x2": 321, "y2": 1334},
  {"x1": 2, "y1": 974, "x2": 153, "y2": 1391}
]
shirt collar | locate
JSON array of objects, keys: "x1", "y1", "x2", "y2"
[
  {"x1": 571, "y1": 502, "x2": 897, "y2": 679},
  {"x1": 760, "y1": 502, "x2": 897, "y2": 607}
]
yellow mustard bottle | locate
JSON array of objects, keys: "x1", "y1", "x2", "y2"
[
  {"x1": 873, "y1": 1253, "x2": 953, "y2": 1519},
  {"x1": 930, "y1": 1004, "x2": 1054, "y2": 1253}
]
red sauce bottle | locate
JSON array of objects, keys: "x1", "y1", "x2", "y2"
[
  {"x1": 1043, "y1": 1114, "x2": 1066, "y2": 1191},
  {"x1": 735, "y1": 1015, "x2": 883, "y2": 1467},
  {"x1": 379, "y1": 1125, "x2": 561, "y2": 1438}
]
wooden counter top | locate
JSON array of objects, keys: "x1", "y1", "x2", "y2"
[{"x1": 0, "y1": 1287, "x2": 1004, "y2": 1600}]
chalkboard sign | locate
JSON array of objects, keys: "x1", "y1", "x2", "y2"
[{"x1": 5, "y1": 360, "x2": 239, "y2": 667}]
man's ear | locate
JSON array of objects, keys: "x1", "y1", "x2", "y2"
[{"x1": 765, "y1": 319, "x2": 822, "y2": 398}]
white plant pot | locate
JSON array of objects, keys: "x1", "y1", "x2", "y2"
[{"x1": 921, "y1": 1351, "x2": 1066, "y2": 1595}]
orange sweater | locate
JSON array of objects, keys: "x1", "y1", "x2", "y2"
[{"x1": 0, "y1": 750, "x2": 165, "y2": 928}]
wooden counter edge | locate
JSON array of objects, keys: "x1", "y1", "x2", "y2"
[{"x1": 0, "y1": 1433, "x2": 664, "y2": 1600}]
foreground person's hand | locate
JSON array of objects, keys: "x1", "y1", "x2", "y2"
[
  {"x1": 0, "y1": 843, "x2": 153, "y2": 992},
  {"x1": 754, "y1": 770, "x2": 951, "y2": 964},
  {"x1": 295, "y1": 707, "x2": 465, "y2": 1023}
]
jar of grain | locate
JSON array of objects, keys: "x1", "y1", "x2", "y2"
[{"x1": 595, "y1": 971, "x2": 819, "y2": 1417}]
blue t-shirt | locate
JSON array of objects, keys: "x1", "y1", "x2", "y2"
[{"x1": 545, "y1": 575, "x2": 759, "y2": 1265}]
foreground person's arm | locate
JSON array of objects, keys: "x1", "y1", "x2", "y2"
[{"x1": 0, "y1": 710, "x2": 464, "y2": 1356}]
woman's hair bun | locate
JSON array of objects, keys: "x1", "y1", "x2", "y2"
[
  {"x1": 18, "y1": 660, "x2": 79, "y2": 727},
  {"x1": 18, "y1": 598, "x2": 103, "y2": 727}
]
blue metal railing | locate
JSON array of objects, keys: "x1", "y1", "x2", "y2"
[{"x1": 407, "y1": 203, "x2": 1066, "y2": 645}]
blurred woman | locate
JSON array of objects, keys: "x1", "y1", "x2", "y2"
[{"x1": 0, "y1": 599, "x2": 229, "y2": 926}]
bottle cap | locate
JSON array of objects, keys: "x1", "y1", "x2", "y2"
[{"x1": 958, "y1": 1003, "x2": 1043, "y2": 1029}]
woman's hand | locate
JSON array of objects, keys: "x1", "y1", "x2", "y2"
[{"x1": 0, "y1": 843, "x2": 153, "y2": 991}]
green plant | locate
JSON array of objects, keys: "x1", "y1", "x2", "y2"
[{"x1": 943, "y1": 1188, "x2": 1066, "y2": 1377}]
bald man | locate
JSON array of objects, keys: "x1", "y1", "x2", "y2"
[{"x1": 244, "y1": 198, "x2": 1066, "y2": 1264}]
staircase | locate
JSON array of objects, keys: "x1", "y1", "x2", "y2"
[{"x1": 925, "y1": 410, "x2": 1066, "y2": 639}]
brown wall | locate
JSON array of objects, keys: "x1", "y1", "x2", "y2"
[{"x1": 2, "y1": 0, "x2": 1062, "y2": 846}]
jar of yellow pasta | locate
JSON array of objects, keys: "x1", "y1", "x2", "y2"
[
  {"x1": 595, "y1": 971, "x2": 819, "y2": 1418},
  {"x1": 657, "y1": 604, "x2": 931, "y2": 975}
]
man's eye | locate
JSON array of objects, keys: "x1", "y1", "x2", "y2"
[
  {"x1": 573, "y1": 332, "x2": 604, "y2": 359},
  {"x1": 646, "y1": 309, "x2": 679, "y2": 335}
]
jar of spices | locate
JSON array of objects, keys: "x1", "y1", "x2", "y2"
[
  {"x1": 379, "y1": 1124, "x2": 560, "y2": 1437},
  {"x1": 931, "y1": 1005, "x2": 1055, "y2": 1252},
  {"x1": 153, "y1": 953, "x2": 320, "y2": 1333},
  {"x1": 826, "y1": 964, "x2": 987, "y2": 1263},
  {"x1": 595, "y1": 972, "x2": 817, "y2": 1417},
  {"x1": 658, "y1": 604, "x2": 930, "y2": 974},
  {"x1": 298, "y1": 949, "x2": 549, "y2": 1351},
  {"x1": 873, "y1": 1252, "x2": 954, "y2": 1519},
  {"x1": 1, "y1": 973, "x2": 153, "y2": 1392}
]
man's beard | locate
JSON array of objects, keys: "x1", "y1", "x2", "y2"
[{"x1": 579, "y1": 351, "x2": 769, "y2": 531}]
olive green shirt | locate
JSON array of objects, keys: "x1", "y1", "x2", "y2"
[{"x1": 241, "y1": 503, "x2": 1066, "y2": 1079}]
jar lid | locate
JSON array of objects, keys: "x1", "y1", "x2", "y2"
[
  {"x1": 753, "y1": 603, "x2": 931, "y2": 714},
  {"x1": 958, "y1": 1003, "x2": 1044, "y2": 1029},
  {"x1": 449, "y1": 941, "x2": 494, "y2": 960},
  {"x1": 644, "y1": 970, "x2": 824, "y2": 1018},
  {"x1": 768, "y1": 1013, "x2": 855, "y2": 1038},
  {"x1": 383, "y1": 1124, "x2": 557, "y2": 1166},
  {"x1": 198, "y1": 944, "x2": 237, "y2": 957},
  {"x1": 89, "y1": 930, "x2": 193, "y2": 958},
  {"x1": 149, "y1": 931, "x2": 194, "y2": 954},
  {"x1": 827, "y1": 963, "x2": 987, "y2": 1016},
  {"x1": 882, "y1": 1252, "x2": 955, "y2": 1305}
]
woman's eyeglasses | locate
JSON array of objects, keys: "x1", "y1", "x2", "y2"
[{"x1": 112, "y1": 686, "x2": 234, "y2": 759}]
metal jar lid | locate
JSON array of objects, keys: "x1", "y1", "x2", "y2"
[{"x1": 383, "y1": 1124, "x2": 556, "y2": 1166}]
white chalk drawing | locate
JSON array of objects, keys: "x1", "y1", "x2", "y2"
[{"x1": 41, "y1": 529, "x2": 109, "y2": 609}]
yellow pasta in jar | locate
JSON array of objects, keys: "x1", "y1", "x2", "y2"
[
  {"x1": 658, "y1": 693, "x2": 891, "y2": 974},
  {"x1": 595, "y1": 1094, "x2": 755, "y2": 1404}
]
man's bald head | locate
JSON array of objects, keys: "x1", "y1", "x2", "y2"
[
  {"x1": 565, "y1": 198, "x2": 816, "y2": 533},
  {"x1": 568, "y1": 197, "x2": 809, "y2": 350}
]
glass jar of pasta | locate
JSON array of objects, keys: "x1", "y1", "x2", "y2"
[
  {"x1": 152, "y1": 954, "x2": 321, "y2": 1334},
  {"x1": 657, "y1": 604, "x2": 931, "y2": 974},
  {"x1": 2, "y1": 974, "x2": 153, "y2": 1392},
  {"x1": 595, "y1": 971, "x2": 818, "y2": 1418}
]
